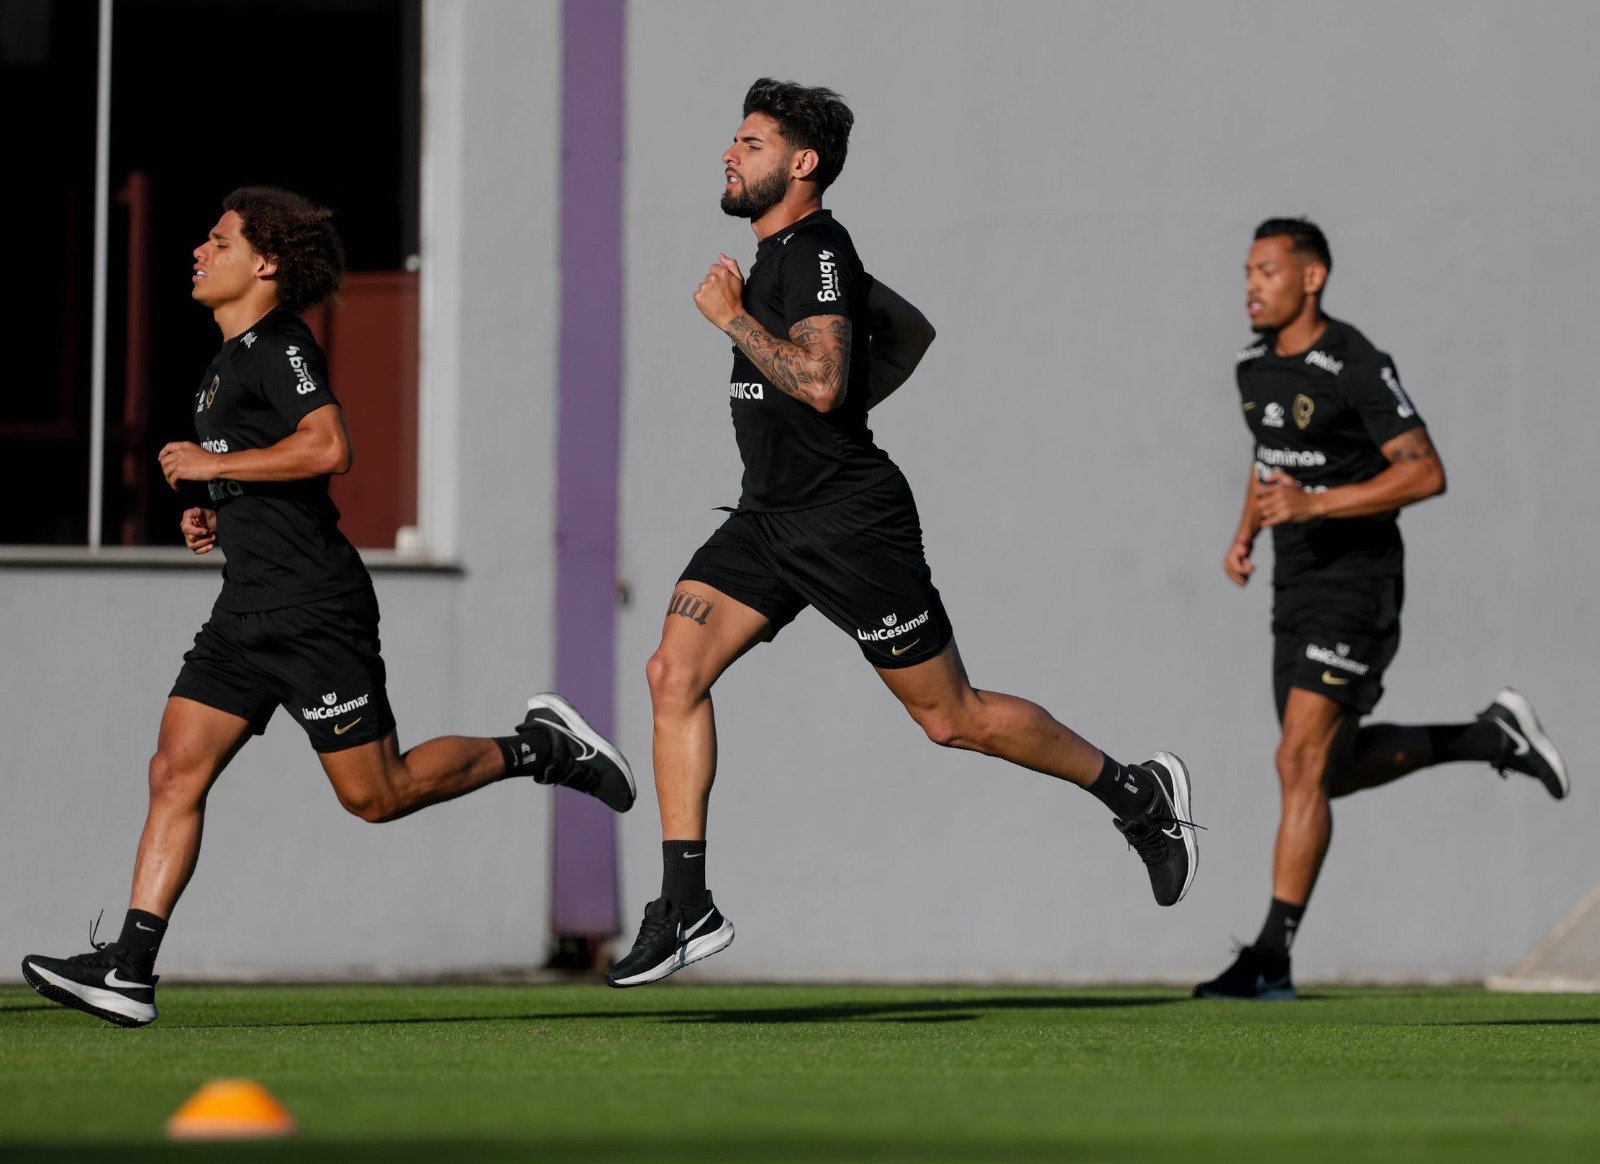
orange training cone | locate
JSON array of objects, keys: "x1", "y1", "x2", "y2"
[{"x1": 166, "y1": 1078, "x2": 297, "y2": 1140}]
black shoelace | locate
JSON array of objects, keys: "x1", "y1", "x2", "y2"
[
  {"x1": 1117, "y1": 813, "x2": 1204, "y2": 865},
  {"x1": 630, "y1": 900, "x2": 678, "y2": 951},
  {"x1": 69, "y1": 910, "x2": 125, "y2": 968}
]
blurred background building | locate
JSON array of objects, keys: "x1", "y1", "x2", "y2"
[{"x1": 2, "y1": 0, "x2": 1596, "y2": 983}]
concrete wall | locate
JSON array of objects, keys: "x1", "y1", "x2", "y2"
[
  {"x1": 4, "y1": 0, "x2": 1596, "y2": 982},
  {"x1": 613, "y1": 0, "x2": 1600, "y2": 983}
]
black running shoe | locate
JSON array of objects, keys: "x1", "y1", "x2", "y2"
[
  {"x1": 22, "y1": 936, "x2": 158, "y2": 1027},
  {"x1": 605, "y1": 897, "x2": 735, "y2": 988},
  {"x1": 1479, "y1": 688, "x2": 1569, "y2": 800},
  {"x1": 517, "y1": 692, "x2": 636, "y2": 812},
  {"x1": 1193, "y1": 943, "x2": 1296, "y2": 1000},
  {"x1": 1113, "y1": 751, "x2": 1199, "y2": 906}
]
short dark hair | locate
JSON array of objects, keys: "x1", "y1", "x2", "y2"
[
  {"x1": 222, "y1": 186, "x2": 345, "y2": 314},
  {"x1": 1254, "y1": 216, "x2": 1332, "y2": 279},
  {"x1": 742, "y1": 78, "x2": 854, "y2": 191}
]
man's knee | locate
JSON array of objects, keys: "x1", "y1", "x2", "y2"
[
  {"x1": 147, "y1": 749, "x2": 210, "y2": 805},
  {"x1": 335, "y1": 784, "x2": 399, "y2": 824},
  {"x1": 911, "y1": 703, "x2": 984, "y2": 751},
  {"x1": 646, "y1": 648, "x2": 710, "y2": 714},
  {"x1": 1275, "y1": 737, "x2": 1330, "y2": 792}
]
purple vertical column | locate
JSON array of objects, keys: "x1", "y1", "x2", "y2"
[{"x1": 551, "y1": 0, "x2": 626, "y2": 938}]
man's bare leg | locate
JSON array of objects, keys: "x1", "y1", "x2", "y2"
[
  {"x1": 872, "y1": 643, "x2": 1104, "y2": 784},
  {"x1": 876, "y1": 642, "x2": 1198, "y2": 907},
  {"x1": 130, "y1": 697, "x2": 255, "y2": 917},
  {"x1": 644, "y1": 583, "x2": 772, "y2": 842},
  {"x1": 1270, "y1": 689, "x2": 1355, "y2": 907},
  {"x1": 20, "y1": 698, "x2": 253, "y2": 1026},
  {"x1": 605, "y1": 584, "x2": 770, "y2": 988},
  {"x1": 318, "y1": 733, "x2": 510, "y2": 822}
]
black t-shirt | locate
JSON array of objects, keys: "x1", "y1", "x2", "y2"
[
  {"x1": 729, "y1": 210, "x2": 897, "y2": 511},
  {"x1": 1236, "y1": 316, "x2": 1425, "y2": 584},
  {"x1": 192, "y1": 307, "x2": 370, "y2": 612}
]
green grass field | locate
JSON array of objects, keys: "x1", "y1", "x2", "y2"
[{"x1": 2, "y1": 982, "x2": 1597, "y2": 1162}]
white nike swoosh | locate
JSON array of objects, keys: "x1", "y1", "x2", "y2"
[
  {"x1": 682, "y1": 853, "x2": 704, "y2": 859},
  {"x1": 1494, "y1": 719, "x2": 1531, "y2": 757},
  {"x1": 134, "y1": 922, "x2": 157, "y2": 932},
  {"x1": 682, "y1": 909, "x2": 716, "y2": 940},
  {"x1": 104, "y1": 969, "x2": 153, "y2": 992},
  {"x1": 540, "y1": 719, "x2": 599, "y2": 762}
]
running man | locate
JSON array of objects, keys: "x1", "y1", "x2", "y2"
[
  {"x1": 606, "y1": 80, "x2": 1199, "y2": 988},
  {"x1": 22, "y1": 188, "x2": 634, "y2": 1026},
  {"x1": 1195, "y1": 217, "x2": 1569, "y2": 1000}
]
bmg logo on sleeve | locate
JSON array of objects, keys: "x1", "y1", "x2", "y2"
[
  {"x1": 285, "y1": 346, "x2": 320, "y2": 395},
  {"x1": 816, "y1": 250, "x2": 838, "y2": 302}
]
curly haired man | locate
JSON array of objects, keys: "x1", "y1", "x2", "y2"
[{"x1": 21, "y1": 188, "x2": 635, "y2": 1026}]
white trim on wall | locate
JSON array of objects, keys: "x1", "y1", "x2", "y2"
[{"x1": 416, "y1": 0, "x2": 466, "y2": 563}]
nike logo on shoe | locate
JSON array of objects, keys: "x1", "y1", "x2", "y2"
[
  {"x1": 683, "y1": 909, "x2": 716, "y2": 940},
  {"x1": 103, "y1": 969, "x2": 152, "y2": 992},
  {"x1": 1254, "y1": 974, "x2": 1292, "y2": 993},
  {"x1": 1493, "y1": 718, "x2": 1532, "y2": 757},
  {"x1": 540, "y1": 720, "x2": 599, "y2": 762},
  {"x1": 1162, "y1": 823, "x2": 1185, "y2": 841}
]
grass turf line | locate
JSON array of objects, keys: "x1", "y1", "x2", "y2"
[{"x1": 2, "y1": 983, "x2": 1597, "y2": 1162}]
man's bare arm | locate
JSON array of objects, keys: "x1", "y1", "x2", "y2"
[
  {"x1": 1254, "y1": 426, "x2": 1446, "y2": 527},
  {"x1": 864, "y1": 280, "x2": 936, "y2": 410},
  {"x1": 158, "y1": 404, "x2": 353, "y2": 490},
  {"x1": 1223, "y1": 463, "x2": 1263, "y2": 586},
  {"x1": 724, "y1": 313, "x2": 852, "y2": 413}
]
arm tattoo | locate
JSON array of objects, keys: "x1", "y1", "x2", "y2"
[
  {"x1": 724, "y1": 315, "x2": 851, "y2": 409},
  {"x1": 1384, "y1": 427, "x2": 1438, "y2": 464}
]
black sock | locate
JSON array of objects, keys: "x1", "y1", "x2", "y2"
[
  {"x1": 1426, "y1": 721, "x2": 1503, "y2": 765},
  {"x1": 661, "y1": 840, "x2": 710, "y2": 912},
  {"x1": 1087, "y1": 753, "x2": 1157, "y2": 819},
  {"x1": 1255, "y1": 898, "x2": 1305, "y2": 959},
  {"x1": 496, "y1": 729, "x2": 563, "y2": 779},
  {"x1": 117, "y1": 909, "x2": 167, "y2": 978}
]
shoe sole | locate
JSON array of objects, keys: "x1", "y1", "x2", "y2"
[
  {"x1": 1494, "y1": 688, "x2": 1569, "y2": 799},
  {"x1": 526, "y1": 692, "x2": 637, "y2": 812},
  {"x1": 1150, "y1": 750, "x2": 1198, "y2": 905},
  {"x1": 605, "y1": 918, "x2": 735, "y2": 988},
  {"x1": 21, "y1": 959, "x2": 156, "y2": 1027},
  {"x1": 1193, "y1": 985, "x2": 1298, "y2": 1001}
]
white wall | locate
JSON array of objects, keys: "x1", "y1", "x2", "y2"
[
  {"x1": 614, "y1": 0, "x2": 1600, "y2": 982},
  {"x1": 4, "y1": 0, "x2": 1595, "y2": 984}
]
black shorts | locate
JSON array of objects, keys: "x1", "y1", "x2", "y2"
[
  {"x1": 1272, "y1": 575, "x2": 1404, "y2": 719},
  {"x1": 680, "y1": 471, "x2": 954, "y2": 669},
  {"x1": 170, "y1": 586, "x2": 396, "y2": 753}
]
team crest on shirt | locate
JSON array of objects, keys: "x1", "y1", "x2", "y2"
[
  {"x1": 1293, "y1": 394, "x2": 1314, "y2": 429},
  {"x1": 196, "y1": 374, "x2": 220, "y2": 413},
  {"x1": 1262, "y1": 402, "x2": 1286, "y2": 428}
]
